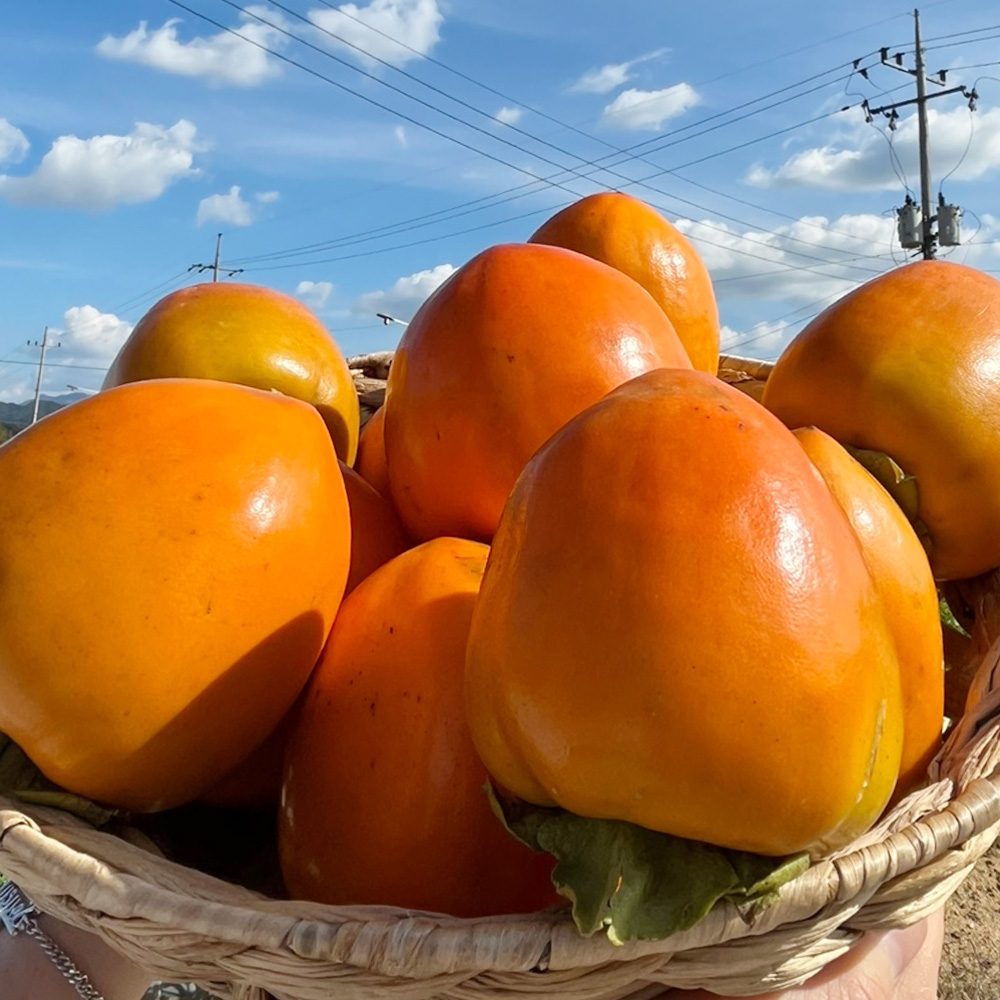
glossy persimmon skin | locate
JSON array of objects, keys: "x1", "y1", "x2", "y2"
[
  {"x1": 530, "y1": 192, "x2": 720, "y2": 375},
  {"x1": 104, "y1": 282, "x2": 360, "y2": 465},
  {"x1": 279, "y1": 538, "x2": 556, "y2": 916},
  {"x1": 762, "y1": 260, "x2": 1000, "y2": 581},
  {"x1": 794, "y1": 428, "x2": 944, "y2": 796},
  {"x1": 384, "y1": 243, "x2": 692, "y2": 542},
  {"x1": 465, "y1": 369, "x2": 904, "y2": 857},
  {"x1": 355, "y1": 406, "x2": 391, "y2": 498},
  {"x1": 0, "y1": 379, "x2": 351, "y2": 811},
  {"x1": 202, "y1": 463, "x2": 409, "y2": 809}
]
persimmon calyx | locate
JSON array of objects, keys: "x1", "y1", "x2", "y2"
[
  {"x1": 488, "y1": 785, "x2": 809, "y2": 944},
  {"x1": 841, "y1": 444, "x2": 931, "y2": 549}
]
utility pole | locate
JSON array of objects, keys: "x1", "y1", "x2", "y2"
[
  {"x1": 862, "y1": 9, "x2": 976, "y2": 259},
  {"x1": 188, "y1": 233, "x2": 244, "y2": 282},
  {"x1": 29, "y1": 327, "x2": 61, "y2": 425},
  {"x1": 913, "y1": 11, "x2": 933, "y2": 258}
]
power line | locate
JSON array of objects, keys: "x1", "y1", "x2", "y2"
[
  {"x1": 215, "y1": 7, "x2": 1000, "y2": 272},
  {"x1": 201, "y1": 2, "x2": 875, "y2": 267},
  {"x1": 211, "y1": 0, "x2": 883, "y2": 273},
  {"x1": 167, "y1": 0, "x2": 598, "y2": 201},
  {"x1": 230, "y1": 66, "x2": 871, "y2": 266}
]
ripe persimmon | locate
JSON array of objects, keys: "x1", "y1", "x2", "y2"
[
  {"x1": 385, "y1": 243, "x2": 692, "y2": 542},
  {"x1": 794, "y1": 427, "x2": 943, "y2": 795},
  {"x1": 465, "y1": 369, "x2": 905, "y2": 857},
  {"x1": 280, "y1": 538, "x2": 556, "y2": 916},
  {"x1": 355, "y1": 405, "x2": 391, "y2": 498},
  {"x1": 104, "y1": 282, "x2": 360, "y2": 464},
  {"x1": 340, "y1": 461, "x2": 409, "y2": 594},
  {"x1": 530, "y1": 192, "x2": 720, "y2": 374},
  {"x1": 0, "y1": 379, "x2": 351, "y2": 811},
  {"x1": 762, "y1": 260, "x2": 1000, "y2": 580}
]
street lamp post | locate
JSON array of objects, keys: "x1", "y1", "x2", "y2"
[{"x1": 377, "y1": 312, "x2": 409, "y2": 328}]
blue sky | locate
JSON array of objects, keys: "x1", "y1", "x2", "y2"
[{"x1": 3, "y1": 0, "x2": 1000, "y2": 401}]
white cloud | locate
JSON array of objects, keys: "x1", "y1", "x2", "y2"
[
  {"x1": 568, "y1": 48, "x2": 669, "y2": 95},
  {"x1": 354, "y1": 263, "x2": 455, "y2": 318},
  {"x1": 720, "y1": 321, "x2": 795, "y2": 360},
  {"x1": 295, "y1": 280, "x2": 334, "y2": 308},
  {"x1": 0, "y1": 119, "x2": 29, "y2": 166},
  {"x1": 495, "y1": 106, "x2": 523, "y2": 125},
  {"x1": 747, "y1": 105, "x2": 1000, "y2": 191},
  {"x1": 60, "y1": 305, "x2": 134, "y2": 365},
  {"x1": 676, "y1": 212, "x2": 898, "y2": 308},
  {"x1": 96, "y1": 11, "x2": 287, "y2": 87},
  {"x1": 197, "y1": 185, "x2": 253, "y2": 226},
  {"x1": 394, "y1": 125, "x2": 408, "y2": 148},
  {"x1": 2, "y1": 306, "x2": 133, "y2": 403},
  {"x1": 601, "y1": 83, "x2": 700, "y2": 131},
  {"x1": 0, "y1": 120, "x2": 199, "y2": 210},
  {"x1": 308, "y1": 0, "x2": 442, "y2": 68},
  {"x1": 196, "y1": 185, "x2": 280, "y2": 226}
]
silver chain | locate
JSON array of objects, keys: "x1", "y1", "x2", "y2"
[{"x1": 0, "y1": 881, "x2": 107, "y2": 1000}]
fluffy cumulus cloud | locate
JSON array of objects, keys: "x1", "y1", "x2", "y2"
[
  {"x1": 196, "y1": 185, "x2": 280, "y2": 226},
  {"x1": 308, "y1": 0, "x2": 442, "y2": 68},
  {"x1": 295, "y1": 280, "x2": 334, "y2": 308},
  {"x1": 691, "y1": 208, "x2": 1000, "y2": 359},
  {"x1": 668, "y1": 213, "x2": 895, "y2": 358},
  {"x1": 568, "y1": 48, "x2": 669, "y2": 95},
  {"x1": 0, "y1": 120, "x2": 199, "y2": 211},
  {"x1": 720, "y1": 320, "x2": 795, "y2": 360},
  {"x1": 60, "y1": 305, "x2": 134, "y2": 365},
  {"x1": 747, "y1": 105, "x2": 1000, "y2": 191},
  {"x1": 96, "y1": 10, "x2": 287, "y2": 87},
  {"x1": 0, "y1": 306, "x2": 134, "y2": 403},
  {"x1": 675, "y1": 212, "x2": 898, "y2": 306},
  {"x1": 601, "y1": 83, "x2": 700, "y2": 131},
  {"x1": 0, "y1": 119, "x2": 29, "y2": 166},
  {"x1": 197, "y1": 185, "x2": 253, "y2": 226},
  {"x1": 495, "y1": 106, "x2": 523, "y2": 125},
  {"x1": 354, "y1": 263, "x2": 455, "y2": 319}
]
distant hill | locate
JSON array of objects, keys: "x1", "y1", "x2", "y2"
[{"x1": 0, "y1": 392, "x2": 88, "y2": 437}]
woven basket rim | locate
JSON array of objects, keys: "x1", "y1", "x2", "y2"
[{"x1": 1, "y1": 629, "x2": 998, "y2": 998}]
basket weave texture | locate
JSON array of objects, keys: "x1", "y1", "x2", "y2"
[{"x1": 1, "y1": 354, "x2": 999, "y2": 1000}]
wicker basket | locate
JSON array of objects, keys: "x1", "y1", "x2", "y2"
[{"x1": 1, "y1": 354, "x2": 998, "y2": 1000}]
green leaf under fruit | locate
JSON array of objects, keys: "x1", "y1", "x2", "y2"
[
  {"x1": 490, "y1": 788, "x2": 809, "y2": 944},
  {"x1": 0, "y1": 734, "x2": 119, "y2": 827}
]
